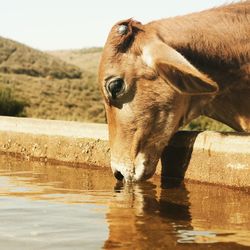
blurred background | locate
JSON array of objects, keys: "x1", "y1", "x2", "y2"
[{"x1": 0, "y1": 0, "x2": 233, "y2": 131}]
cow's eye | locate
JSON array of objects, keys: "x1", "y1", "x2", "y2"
[{"x1": 106, "y1": 78, "x2": 125, "y2": 99}]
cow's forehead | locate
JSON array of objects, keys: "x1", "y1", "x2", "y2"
[
  {"x1": 99, "y1": 19, "x2": 150, "y2": 83},
  {"x1": 99, "y1": 50, "x2": 148, "y2": 85},
  {"x1": 99, "y1": 49, "x2": 139, "y2": 83}
]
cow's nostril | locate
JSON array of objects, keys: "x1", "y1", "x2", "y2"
[{"x1": 114, "y1": 170, "x2": 124, "y2": 181}]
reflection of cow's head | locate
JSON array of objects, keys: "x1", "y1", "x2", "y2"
[{"x1": 99, "y1": 19, "x2": 218, "y2": 182}]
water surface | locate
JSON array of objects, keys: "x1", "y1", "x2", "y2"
[{"x1": 0, "y1": 155, "x2": 249, "y2": 249}]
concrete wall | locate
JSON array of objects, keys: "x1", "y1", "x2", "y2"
[{"x1": 0, "y1": 116, "x2": 249, "y2": 189}]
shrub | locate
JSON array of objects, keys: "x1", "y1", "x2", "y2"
[
  {"x1": 0, "y1": 87, "x2": 27, "y2": 116},
  {"x1": 183, "y1": 116, "x2": 233, "y2": 132}
]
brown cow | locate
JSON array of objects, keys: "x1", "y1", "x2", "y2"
[{"x1": 98, "y1": 2, "x2": 250, "y2": 182}]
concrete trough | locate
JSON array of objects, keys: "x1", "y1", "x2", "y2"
[{"x1": 0, "y1": 116, "x2": 249, "y2": 189}]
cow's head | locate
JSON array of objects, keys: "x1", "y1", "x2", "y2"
[{"x1": 99, "y1": 19, "x2": 218, "y2": 182}]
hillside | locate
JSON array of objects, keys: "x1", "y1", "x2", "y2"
[
  {"x1": 0, "y1": 36, "x2": 82, "y2": 79},
  {"x1": 48, "y1": 47, "x2": 102, "y2": 74},
  {"x1": 0, "y1": 37, "x2": 105, "y2": 122}
]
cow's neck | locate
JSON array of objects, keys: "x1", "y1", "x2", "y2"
[
  {"x1": 148, "y1": 4, "x2": 248, "y2": 89},
  {"x1": 180, "y1": 89, "x2": 250, "y2": 133},
  {"x1": 148, "y1": 6, "x2": 250, "y2": 132},
  {"x1": 202, "y1": 89, "x2": 250, "y2": 132}
]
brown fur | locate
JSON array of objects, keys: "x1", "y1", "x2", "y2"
[{"x1": 99, "y1": 1, "x2": 250, "y2": 181}]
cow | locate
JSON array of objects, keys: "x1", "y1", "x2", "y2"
[{"x1": 98, "y1": 1, "x2": 250, "y2": 182}]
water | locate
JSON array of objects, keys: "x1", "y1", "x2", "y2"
[{"x1": 0, "y1": 155, "x2": 249, "y2": 250}]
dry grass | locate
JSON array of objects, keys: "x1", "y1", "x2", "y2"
[
  {"x1": 0, "y1": 73, "x2": 105, "y2": 122},
  {"x1": 0, "y1": 36, "x2": 82, "y2": 79},
  {"x1": 0, "y1": 37, "x2": 105, "y2": 122}
]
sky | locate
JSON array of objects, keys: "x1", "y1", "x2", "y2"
[{"x1": 0, "y1": 0, "x2": 230, "y2": 51}]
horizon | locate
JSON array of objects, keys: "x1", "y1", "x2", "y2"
[{"x1": 1, "y1": 0, "x2": 230, "y2": 51}]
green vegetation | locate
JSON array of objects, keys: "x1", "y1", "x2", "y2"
[
  {"x1": 0, "y1": 86, "x2": 26, "y2": 116},
  {"x1": 0, "y1": 37, "x2": 233, "y2": 131},
  {"x1": 183, "y1": 116, "x2": 233, "y2": 132}
]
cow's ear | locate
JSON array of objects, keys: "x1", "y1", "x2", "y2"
[{"x1": 142, "y1": 41, "x2": 218, "y2": 95}]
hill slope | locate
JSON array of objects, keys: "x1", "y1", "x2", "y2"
[
  {"x1": 48, "y1": 47, "x2": 102, "y2": 74},
  {"x1": 0, "y1": 37, "x2": 105, "y2": 122},
  {"x1": 0, "y1": 36, "x2": 82, "y2": 79}
]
